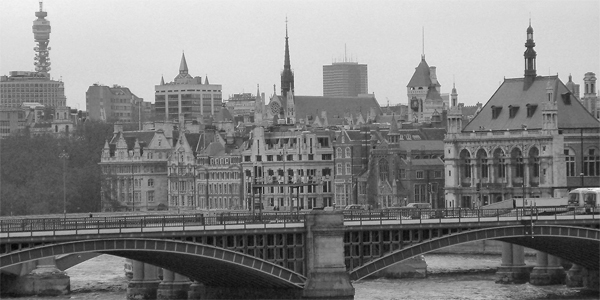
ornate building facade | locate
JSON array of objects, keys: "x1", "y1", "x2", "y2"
[{"x1": 444, "y1": 23, "x2": 600, "y2": 208}]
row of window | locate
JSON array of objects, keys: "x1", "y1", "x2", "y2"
[
  {"x1": 245, "y1": 153, "x2": 330, "y2": 162},
  {"x1": 565, "y1": 148, "x2": 600, "y2": 177}
]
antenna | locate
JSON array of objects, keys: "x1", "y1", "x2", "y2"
[
  {"x1": 39, "y1": 0, "x2": 43, "y2": 12},
  {"x1": 422, "y1": 26, "x2": 425, "y2": 58},
  {"x1": 344, "y1": 44, "x2": 347, "y2": 62}
]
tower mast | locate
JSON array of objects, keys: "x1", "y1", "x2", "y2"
[{"x1": 32, "y1": 0, "x2": 52, "y2": 76}]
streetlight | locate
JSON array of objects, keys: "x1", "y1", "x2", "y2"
[{"x1": 59, "y1": 150, "x2": 69, "y2": 219}]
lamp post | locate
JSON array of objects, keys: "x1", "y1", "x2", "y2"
[{"x1": 59, "y1": 150, "x2": 69, "y2": 219}]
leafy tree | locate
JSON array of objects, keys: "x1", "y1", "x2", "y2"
[{"x1": 0, "y1": 121, "x2": 114, "y2": 216}]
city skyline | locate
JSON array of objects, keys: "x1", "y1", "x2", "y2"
[{"x1": 1, "y1": 0, "x2": 598, "y2": 112}]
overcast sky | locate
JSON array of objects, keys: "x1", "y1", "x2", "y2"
[{"x1": 1, "y1": 0, "x2": 598, "y2": 111}]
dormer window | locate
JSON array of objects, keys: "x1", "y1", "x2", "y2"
[
  {"x1": 526, "y1": 104, "x2": 538, "y2": 117},
  {"x1": 491, "y1": 105, "x2": 503, "y2": 119},
  {"x1": 561, "y1": 92, "x2": 571, "y2": 105},
  {"x1": 509, "y1": 105, "x2": 520, "y2": 118}
]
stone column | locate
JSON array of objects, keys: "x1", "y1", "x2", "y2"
[
  {"x1": 303, "y1": 211, "x2": 354, "y2": 299},
  {"x1": 127, "y1": 261, "x2": 160, "y2": 299},
  {"x1": 566, "y1": 264, "x2": 584, "y2": 287},
  {"x1": 530, "y1": 252, "x2": 565, "y2": 285},
  {"x1": 496, "y1": 242, "x2": 529, "y2": 284},
  {"x1": 157, "y1": 270, "x2": 190, "y2": 300},
  {"x1": 187, "y1": 281, "x2": 205, "y2": 300},
  {"x1": 8, "y1": 256, "x2": 70, "y2": 296}
]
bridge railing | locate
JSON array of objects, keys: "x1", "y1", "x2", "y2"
[
  {"x1": 343, "y1": 206, "x2": 598, "y2": 224},
  {"x1": 0, "y1": 212, "x2": 306, "y2": 236}
]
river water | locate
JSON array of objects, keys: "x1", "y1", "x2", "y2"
[{"x1": 4, "y1": 254, "x2": 597, "y2": 300}]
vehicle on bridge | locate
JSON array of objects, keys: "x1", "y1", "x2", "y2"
[{"x1": 567, "y1": 188, "x2": 600, "y2": 211}]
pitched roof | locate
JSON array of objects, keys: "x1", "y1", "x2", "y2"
[
  {"x1": 407, "y1": 58, "x2": 431, "y2": 87},
  {"x1": 409, "y1": 158, "x2": 444, "y2": 166},
  {"x1": 464, "y1": 76, "x2": 599, "y2": 131},
  {"x1": 397, "y1": 140, "x2": 444, "y2": 151},
  {"x1": 294, "y1": 95, "x2": 381, "y2": 121}
]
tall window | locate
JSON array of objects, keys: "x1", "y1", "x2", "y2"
[
  {"x1": 515, "y1": 157, "x2": 524, "y2": 178},
  {"x1": 336, "y1": 163, "x2": 343, "y2": 175},
  {"x1": 336, "y1": 148, "x2": 342, "y2": 158},
  {"x1": 584, "y1": 148, "x2": 600, "y2": 176},
  {"x1": 378, "y1": 159, "x2": 389, "y2": 182},
  {"x1": 147, "y1": 191, "x2": 154, "y2": 202},
  {"x1": 414, "y1": 184, "x2": 426, "y2": 203},
  {"x1": 346, "y1": 163, "x2": 352, "y2": 175},
  {"x1": 345, "y1": 147, "x2": 351, "y2": 158},
  {"x1": 564, "y1": 148, "x2": 576, "y2": 177}
]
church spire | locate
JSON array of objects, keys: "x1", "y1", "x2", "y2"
[
  {"x1": 524, "y1": 19, "x2": 537, "y2": 89},
  {"x1": 281, "y1": 17, "x2": 294, "y2": 98},
  {"x1": 179, "y1": 52, "x2": 189, "y2": 75}
]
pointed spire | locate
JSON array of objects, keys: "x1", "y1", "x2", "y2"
[
  {"x1": 281, "y1": 17, "x2": 294, "y2": 98},
  {"x1": 204, "y1": 75, "x2": 209, "y2": 85},
  {"x1": 524, "y1": 20, "x2": 537, "y2": 89},
  {"x1": 179, "y1": 52, "x2": 188, "y2": 74},
  {"x1": 160, "y1": 75, "x2": 165, "y2": 85}
]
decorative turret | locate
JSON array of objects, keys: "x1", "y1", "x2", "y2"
[
  {"x1": 32, "y1": 0, "x2": 51, "y2": 75},
  {"x1": 451, "y1": 82, "x2": 458, "y2": 108},
  {"x1": 583, "y1": 72, "x2": 597, "y2": 98},
  {"x1": 523, "y1": 20, "x2": 537, "y2": 89},
  {"x1": 281, "y1": 18, "x2": 295, "y2": 98}
]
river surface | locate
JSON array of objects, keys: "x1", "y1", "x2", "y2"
[{"x1": 4, "y1": 254, "x2": 598, "y2": 300}]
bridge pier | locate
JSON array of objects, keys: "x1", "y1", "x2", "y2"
[
  {"x1": 529, "y1": 252, "x2": 565, "y2": 285},
  {"x1": 5, "y1": 256, "x2": 70, "y2": 296},
  {"x1": 495, "y1": 242, "x2": 529, "y2": 284},
  {"x1": 566, "y1": 264, "x2": 584, "y2": 287},
  {"x1": 157, "y1": 270, "x2": 191, "y2": 300},
  {"x1": 303, "y1": 211, "x2": 355, "y2": 300},
  {"x1": 127, "y1": 261, "x2": 160, "y2": 299}
]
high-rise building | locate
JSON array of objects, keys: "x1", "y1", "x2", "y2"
[
  {"x1": 86, "y1": 84, "x2": 151, "y2": 123},
  {"x1": 0, "y1": 2, "x2": 66, "y2": 108},
  {"x1": 154, "y1": 53, "x2": 223, "y2": 122},
  {"x1": 323, "y1": 62, "x2": 368, "y2": 97}
]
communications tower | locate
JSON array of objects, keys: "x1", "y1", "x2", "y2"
[{"x1": 32, "y1": 0, "x2": 51, "y2": 76}]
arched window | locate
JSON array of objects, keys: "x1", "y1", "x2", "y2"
[
  {"x1": 345, "y1": 147, "x2": 351, "y2": 158},
  {"x1": 337, "y1": 163, "x2": 343, "y2": 175},
  {"x1": 346, "y1": 163, "x2": 351, "y2": 175},
  {"x1": 459, "y1": 149, "x2": 471, "y2": 178},
  {"x1": 378, "y1": 159, "x2": 389, "y2": 182},
  {"x1": 476, "y1": 149, "x2": 488, "y2": 179},
  {"x1": 336, "y1": 148, "x2": 342, "y2": 158},
  {"x1": 584, "y1": 148, "x2": 600, "y2": 176},
  {"x1": 529, "y1": 147, "x2": 540, "y2": 178},
  {"x1": 511, "y1": 148, "x2": 524, "y2": 178},
  {"x1": 493, "y1": 148, "x2": 506, "y2": 179}
]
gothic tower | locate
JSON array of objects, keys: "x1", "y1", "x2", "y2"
[
  {"x1": 32, "y1": 0, "x2": 52, "y2": 76},
  {"x1": 523, "y1": 20, "x2": 537, "y2": 89},
  {"x1": 281, "y1": 19, "x2": 295, "y2": 98}
]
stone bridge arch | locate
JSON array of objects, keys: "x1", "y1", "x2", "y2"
[
  {"x1": 0, "y1": 238, "x2": 306, "y2": 289},
  {"x1": 350, "y1": 225, "x2": 600, "y2": 281}
]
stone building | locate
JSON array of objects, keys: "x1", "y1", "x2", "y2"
[
  {"x1": 154, "y1": 53, "x2": 223, "y2": 122},
  {"x1": 86, "y1": 84, "x2": 151, "y2": 123},
  {"x1": 444, "y1": 23, "x2": 600, "y2": 208},
  {"x1": 99, "y1": 123, "x2": 175, "y2": 211},
  {"x1": 167, "y1": 128, "x2": 244, "y2": 211},
  {"x1": 240, "y1": 125, "x2": 335, "y2": 210}
]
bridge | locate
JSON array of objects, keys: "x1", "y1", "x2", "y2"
[{"x1": 1, "y1": 208, "x2": 599, "y2": 299}]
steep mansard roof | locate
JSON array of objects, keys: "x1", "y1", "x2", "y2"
[{"x1": 463, "y1": 75, "x2": 599, "y2": 132}]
